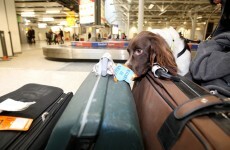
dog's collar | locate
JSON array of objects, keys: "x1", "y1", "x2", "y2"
[{"x1": 177, "y1": 45, "x2": 187, "y2": 58}]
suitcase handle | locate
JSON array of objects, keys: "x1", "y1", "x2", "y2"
[
  {"x1": 174, "y1": 95, "x2": 227, "y2": 119},
  {"x1": 158, "y1": 98, "x2": 230, "y2": 150}
]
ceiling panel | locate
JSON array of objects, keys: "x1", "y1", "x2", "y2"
[
  {"x1": 15, "y1": 0, "x2": 78, "y2": 26},
  {"x1": 15, "y1": 0, "x2": 221, "y2": 29},
  {"x1": 112, "y1": 0, "x2": 221, "y2": 27},
  {"x1": 15, "y1": 2, "x2": 63, "y2": 7}
]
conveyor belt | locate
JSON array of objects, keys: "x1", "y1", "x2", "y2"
[{"x1": 42, "y1": 45, "x2": 129, "y2": 60}]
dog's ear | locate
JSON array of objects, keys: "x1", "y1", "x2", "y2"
[{"x1": 150, "y1": 34, "x2": 178, "y2": 75}]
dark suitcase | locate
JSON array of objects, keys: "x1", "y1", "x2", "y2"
[
  {"x1": 0, "y1": 83, "x2": 73, "y2": 150},
  {"x1": 46, "y1": 72, "x2": 144, "y2": 150},
  {"x1": 132, "y1": 71, "x2": 230, "y2": 150}
]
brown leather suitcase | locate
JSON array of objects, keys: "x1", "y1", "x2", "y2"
[{"x1": 132, "y1": 71, "x2": 230, "y2": 150}]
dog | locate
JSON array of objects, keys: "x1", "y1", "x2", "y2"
[
  {"x1": 151, "y1": 27, "x2": 191, "y2": 76},
  {"x1": 125, "y1": 31, "x2": 177, "y2": 78}
]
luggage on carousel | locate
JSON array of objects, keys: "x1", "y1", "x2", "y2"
[
  {"x1": 0, "y1": 83, "x2": 73, "y2": 150},
  {"x1": 46, "y1": 72, "x2": 144, "y2": 150},
  {"x1": 132, "y1": 70, "x2": 230, "y2": 150}
]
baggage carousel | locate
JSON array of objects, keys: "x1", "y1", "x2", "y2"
[{"x1": 43, "y1": 41, "x2": 129, "y2": 60}]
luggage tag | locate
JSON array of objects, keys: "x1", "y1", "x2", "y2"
[
  {"x1": 0, "y1": 98, "x2": 35, "y2": 131},
  {"x1": 0, "y1": 116, "x2": 33, "y2": 131},
  {"x1": 113, "y1": 64, "x2": 137, "y2": 84},
  {"x1": 0, "y1": 98, "x2": 36, "y2": 113}
]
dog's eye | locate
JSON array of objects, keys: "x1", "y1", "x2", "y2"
[{"x1": 134, "y1": 49, "x2": 143, "y2": 55}]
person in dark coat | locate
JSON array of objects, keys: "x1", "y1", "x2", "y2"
[
  {"x1": 186, "y1": 32, "x2": 230, "y2": 97},
  {"x1": 27, "y1": 27, "x2": 33, "y2": 44},
  {"x1": 59, "y1": 28, "x2": 64, "y2": 44},
  {"x1": 31, "y1": 27, "x2": 35, "y2": 43},
  {"x1": 88, "y1": 32, "x2": 91, "y2": 40},
  {"x1": 209, "y1": 0, "x2": 230, "y2": 37},
  {"x1": 98, "y1": 33, "x2": 101, "y2": 40},
  {"x1": 47, "y1": 29, "x2": 53, "y2": 45}
]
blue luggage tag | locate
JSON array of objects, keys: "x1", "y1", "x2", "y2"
[{"x1": 113, "y1": 64, "x2": 136, "y2": 84}]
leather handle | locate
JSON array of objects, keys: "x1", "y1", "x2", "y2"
[{"x1": 174, "y1": 95, "x2": 223, "y2": 119}]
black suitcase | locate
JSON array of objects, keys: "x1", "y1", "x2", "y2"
[
  {"x1": 46, "y1": 72, "x2": 144, "y2": 150},
  {"x1": 0, "y1": 83, "x2": 73, "y2": 150}
]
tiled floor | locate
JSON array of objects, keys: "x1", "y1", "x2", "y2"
[{"x1": 0, "y1": 41, "x2": 96, "y2": 96}]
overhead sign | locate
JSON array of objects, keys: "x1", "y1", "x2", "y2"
[
  {"x1": 66, "y1": 11, "x2": 76, "y2": 26},
  {"x1": 79, "y1": 0, "x2": 95, "y2": 24}
]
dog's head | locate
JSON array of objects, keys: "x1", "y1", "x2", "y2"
[{"x1": 125, "y1": 31, "x2": 177, "y2": 78}]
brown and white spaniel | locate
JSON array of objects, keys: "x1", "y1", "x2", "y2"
[{"x1": 125, "y1": 31, "x2": 177, "y2": 78}]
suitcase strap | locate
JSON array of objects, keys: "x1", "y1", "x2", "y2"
[
  {"x1": 158, "y1": 98, "x2": 230, "y2": 150},
  {"x1": 174, "y1": 95, "x2": 228, "y2": 119}
]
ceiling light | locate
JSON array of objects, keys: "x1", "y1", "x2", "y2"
[
  {"x1": 41, "y1": 18, "x2": 54, "y2": 21},
  {"x1": 148, "y1": 4, "x2": 154, "y2": 9},
  {"x1": 58, "y1": 21, "x2": 67, "y2": 26},
  {"x1": 46, "y1": 10, "x2": 60, "y2": 14},
  {"x1": 21, "y1": 12, "x2": 35, "y2": 17},
  {"x1": 160, "y1": 8, "x2": 165, "y2": 12},
  {"x1": 21, "y1": 12, "x2": 34, "y2": 15},
  {"x1": 38, "y1": 23, "x2": 47, "y2": 28},
  {"x1": 24, "y1": 19, "x2": 31, "y2": 23},
  {"x1": 159, "y1": 10, "x2": 167, "y2": 16}
]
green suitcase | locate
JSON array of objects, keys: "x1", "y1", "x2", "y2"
[{"x1": 46, "y1": 72, "x2": 144, "y2": 150}]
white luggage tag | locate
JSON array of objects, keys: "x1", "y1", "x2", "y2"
[{"x1": 0, "y1": 98, "x2": 36, "y2": 113}]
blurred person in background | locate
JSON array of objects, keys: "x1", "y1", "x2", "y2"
[
  {"x1": 46, "y1": 29, "x2": 53, "y2": 45},
  {"x1": 88, "y1": 32, "x2": 91, "y2": 40},
  {"x1": 209, "y1": 0, "x2": 230, "y2": 37},
  {"x1": 121, "y1": 33, "x2": 127, "y2": 40},
  {"x1": 59, "y1": 28, "x2": 64, "y2": 44}
]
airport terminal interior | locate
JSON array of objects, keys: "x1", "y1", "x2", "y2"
[
  {"x1": 0, "y1": 0, "x2": 221, "y2": 95},
  {"x1": 0, "y1": 0, "x2": 229, "y2": 149}
]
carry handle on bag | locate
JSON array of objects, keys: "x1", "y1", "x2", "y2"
[{"x1": 132, "y1": 70, "x2": 230, "y2": 150}]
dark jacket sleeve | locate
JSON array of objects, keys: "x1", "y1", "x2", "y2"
[{"x1": 189, "y1": 32, "x2": 230, "y2": 81}]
